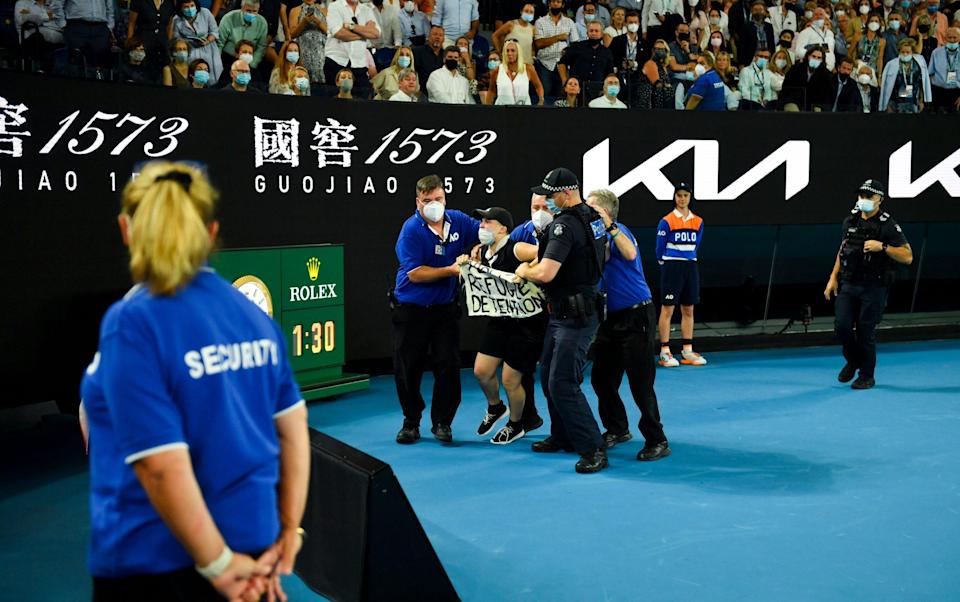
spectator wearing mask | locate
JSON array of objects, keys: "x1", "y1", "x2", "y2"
[
  {"x1": 849, "y1": 0, "x2": 873, "y2": 36},
  {"x1": 414, "y1": 24, "x2": 447, "y2": 90},
  {"x1": 912, "y1": 14, "x2": 940, "y2": 63},
  {"x1": 777, "y1": 28, "x2": 797, "y2": 61},
  {"x1": 288, "y1": 0, "x2": 327, "y2": 85},
  {"x1": 163, "y1": 38, "x2": 193, "y2": 87},
  {"x1": 768, "y1": 0, "x2": 799, "y2": 38},
  {"x1": 832, "y1": 5, "x2": 853, "y2": 60},
  {"x1": 558, "y1": 20, "x2": 615, "y2": 99},
  {"x1": 928, "y1": 27, "x2": 960, "y2": 111},
  {"x1": 63, "y1": 0, "x2": 113, "y2": 70},
  {"x1": 577, "y1": 0, "x2": 612, "y2": 32},
  {"x1": 553, "y1": 75, "x2": 584, "y2": 105},
  {"x1": 738, "y1": 47, "x2": 776, "y2": 108},
  {"x1": 373, "y1": 46, "x2": 420, "y2": 98},
  {"x1": 643, "y1": 0, "x2": 684, "y2": 44},
  {"x1": 883, "y1": 12, "x2": 908, "y2": 66},
  {"x1": 493, "y1": 3, "x2": 537, "y2": 64},
  {"x1": 604, "y1": 6, "x2": 628, "y2": 44},
  {"x1": 781, "y1": 46, "x2": 831, "y2": 109},
  {"x1": 793, "y1": 7, "x2": 836, "y2": 70},
  {"x1": 880, "y1": 38, "x2": 932, "y2": 110},
  {"x1": 510, "y1": 193, "x2": 555, "y2": 244},
  {"x1": 686, "y1": 0, "x2": 708, "y2": 46},
  {"x1": 588, "y1": 73, "x2": 629, "y2": 106},
  {"x1": 534, "y1": 0, "x2": 579, "y2": 101},
  {"x1": 714, "y1": 50, "x2": 738, "y2": 86},
  {"x1": 576, "y1": 2, "x2": 599, "y2": 39},
  {"x1": 609, "y1": 10, "x2": 644, "y2": 104},
  {"x1": 486, "y1": 39, "x2": 545, "y2": 104},
  {"x1": 828, "y1": 55, "x2": 864, "y2": 109},
  {"x1": 454, "y1": 35, "x2": 479, "y2": 98},
  {"x1": 768, "y1": 47, "x2": 792, "y2": 99},
  {"x1": 268, "y1": 40, "x2": 303, "y2": 93},
  {"x1": 222, "y1": 57, "x2": 262, "y2": 91},
  {"x1": 854, "y1": 61, "x2": 881, "y2": 111},
  {"x1": 738, "y1": 0, "x2": 775, "y2": 66},
  {"x1": 431, "y1": 0, "x2": 478, "y2": 45},
  {"x1": 684, "y1": 50, "x2": 725, "y2": 108},
  {"x1": 639, "y1": 37, "x2": 675, "y2": 108},
  {"x1": 880, "y1": 0, "x2": 908, "y2": 23},
  {"x1": 324, "y1": 0, "x2": 380, "y2": 95},
  {"x1": 668, "y1": 21, "x2": 699, "y2": 89},
  {"x1": 218, "y1": 0, "x2": 269, "y2": 75},
  {"x1": 426, "y1": 45, "x2": 473, "y2": 102},
  {"x1": 701, "y1": 28, "x2": 729, "y2": 53},
  {"x1": 389, "y1": 67, "x2": 421, "y2": 99},
  {"x1": 14, "y1": 0, "x2": 64, "y2": 63},
  {"x1": 127, "y1": 0, "x2": 175, "y2": 79},
  {"x1": 120, "y1": 37, "x2": 159, "y2": 83},
  {"x1": 911, "y1": 0, "x2": 948, "y2": 44},
  {"x1": 398, "y1": 0, "x2": 431, "y2": 46},
  {"x1": 334, "y1": 67, "x2": 356, "y2": 98},
  {"x1": 188, "y1": 57, "x2": 211, "y2": 87},
  {"x1": 853, "y1": 13, "x2": 887, "y2": 74},
  {"x1": 172, "y1": 0, "x2": 222, "y2": 81},
  {"x1": 477, "y1": 49, "x2": 500, "y2": 97},
  {"x1": 290, "y1": 65, "x2": 312, "y2": 94}
]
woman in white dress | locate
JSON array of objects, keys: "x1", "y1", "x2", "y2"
[{"x1": 484, "y1": 39, "x2": 544, "y2": 105}]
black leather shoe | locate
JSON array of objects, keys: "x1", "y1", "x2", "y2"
[
  {"x1": 838, "y1": 363, "x2": 857, "y2": 383},
  {"x1": 637, "y1": 441, "x2": 671, "y2": 461},
  {"x1": 522, "y1": 415, "x2": 544, "y2": 433},
  {"x1": 431, "y1": 424, "x2": 453, "y2": 442},
  {"x1": 531, "y1": 437, "x2": 574, "y2": 453},
  {"x1": 602, "y1": 431, "x2": 633, "y2": 448},
  {"x1": 396, "y1": 423, "x2": 420, "y2": 444},
  {"x1": 575, "y1": 449, "x2": 609, "y2": 473},
  {"x1": 851, "y1": 376, "x2": 875, "y2": 390}
]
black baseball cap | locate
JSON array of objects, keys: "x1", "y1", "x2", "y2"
[
  {"x1": 531, "y1": 167, "x2": 580, "y2": 195},
  {"x1": 674, "y1": 181, "x2": 692, "y2": 194},
  {"x1": 473, "y1": 206, "x2": 514, "y2": 230},
  {"x1": 858, "y1": 179, "x2": 885, "y2": 198}
]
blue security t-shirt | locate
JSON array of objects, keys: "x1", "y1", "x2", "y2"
[
  {"x1": 688, "y1": 69, "x2": 726, "y2": 111},
  {"x1": 394, "y1": 209, "x2": 480, "y2": 306},
  {"x1": 509, "y1": 220, "x2": 540, "y2": 245},
  {"x1": 81, "y1": 268, "x2": 303, "y2": 578},
  {"x1": 602, "y1": 224, "x2": 652, "y2": 312}
]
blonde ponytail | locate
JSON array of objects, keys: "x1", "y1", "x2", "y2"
[{"x1": 121, "y1": 161, "x2": 219, "y2": 295}]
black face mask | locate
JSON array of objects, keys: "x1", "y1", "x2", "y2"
[
  {"x1": 550, "y1": 6, "x2": 562, "y2": 14},
  {"x1": 678, "y1": 32, "x2": 690, "y2": 41},
  {"x1": 918, "y1": 24, "x2": 930, "y2": 33},
  {"x1": 445, "y1": 58, "x2": 459, "y2": 70},
  {"x1": 838, "y1": 72, "x2": 850, "y2": 81},
  {"x1": 779, "y1": 39, "x2": 791, "y2": 48}
]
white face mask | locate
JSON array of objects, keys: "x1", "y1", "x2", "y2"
[
  {"x1": 868, "y1": 21, "x2": 880, "y2": 30},
  {"x1": 775, "y1": 58, "x2": 787, "y2": 68},
  {"x1": 856, "y1": 197, "x2": 876, "y2": 213},
  {"x1": 883, "y1": 0, "x2": 894, "y2": 5},
  {"x1": 478, "y1": 227, "x2": 497, "y2": 245},
  {"x1": 859, "y1": 4, "x2": 870, "y2": 13},
  {"x1": 804, "y1": 10, "x2": 813, "y2": 18},
  {"x1": 688, "y1": 0, "x2": 698, "y2": 6},
  {"x1": 835, "y1": 9, "x2": 845, "y2": 16},
  {"x1": 812, "y1": 18, "x2": 824, "y2": 29},
  {"x1": 627, "y1": 22, "x2": 639, "y2": 32},
  {"x1": 239, "y1": 52, "x2": 254, "y2": 63},
  {"x1": 422, "y1": 200, "x2": 444, "y2": 222},
  {"x1": 531, "y1": 209, "x2": 554, "y2": 230},
  {"x1": 694, "y1": 63, "x2": 706, "y2": 76},
  {"x1": 404, "y1": 0, "x2": 414, "y2": 11},
  {"x1": 857, "y1": 73, "x2": 871, "y2": 84},
  {"x1": 710, "y1": 37, "x2": 722, "y2": 47}
]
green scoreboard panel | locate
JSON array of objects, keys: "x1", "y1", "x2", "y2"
[{"x1": 211, "y1": 244, "x2": 369, "y2": 401}]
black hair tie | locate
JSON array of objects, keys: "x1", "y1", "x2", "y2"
[{"x1": 155, "y1": 170, "x2": 193, "y2": 190}]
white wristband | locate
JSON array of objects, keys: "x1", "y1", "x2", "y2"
[{"x1": 196, "y1": 546, "x2": 233, "y2": 580}]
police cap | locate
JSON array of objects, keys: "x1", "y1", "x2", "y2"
[
  {"x1": 858, "y1": 179, "x2": 885, "y2": 198},
  {"x1": 531, "y1": 167, "x2": 580, "y2": 195}
]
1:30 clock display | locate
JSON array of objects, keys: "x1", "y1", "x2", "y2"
[{"x1": 292, "y1": 321, "x2": 336, "y2": 357}]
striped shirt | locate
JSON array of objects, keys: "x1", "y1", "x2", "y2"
[
  {"x1": 656, "y1": 209, "x2": 703, "y2": 262},
  {"x1": 534, "y1": 14, "x2": 579, "y2": 71}
]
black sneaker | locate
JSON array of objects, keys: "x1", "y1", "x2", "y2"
[
  {"x1": 531, "y1": 436, "x2": 574, "y2": 453},
  {"x1": 637, "y1": 441, "x2": 671, "y2": 461},
  {"x1": 491, "y1": 423, "x2": 525, "y2": 445},
  {"x1": 431, "y1": 423, "x2": 453, "y2": 442},
  {"x1": 838, "y1": 363, "x2": 857, "y2": 383},
  {"x1": 602, "y1": 431, "x2": 633, "y2": 448},
  {"x1": 575, "y1": 449, "x2": 609, "y2": 473},
  {"x1": 396, "y1": 422, "x2": 420, "y2": 444},
  {"x1": 851, "y1": 376, "x2": 875, "y2": 390},
  {"x1": 477, "y1": 403, "x2": 508, "y2": 436},
  {"x1": 522, "y1": 415, "x2": 544, "y2": 433}
]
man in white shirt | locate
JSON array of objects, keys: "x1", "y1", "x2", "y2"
[
  {"x1": 426, "y1": 46, "x2": 472, "y2": 102},
  {"x1": 767, "y1": 0, "x2": 798, "y2": 38},
  {"x1": 15, "y1": 0, "x2": 65, "y2": 45},
  {"x1": 324, "y1": 0, "x2": 381, "y2": 96},
  {"x1": 738, "y1": 48, "x2": 777, "y2": 108},
  {"x1": 534, "y1": 0, "x2": 579, "y2": 101},
  {"x1": 390, "y1": 68, "x2": 420, "y2": 100},
  {"x1": 642, "y1": 0, "x2": 684, "y2": 42},
  {"x1": 588, "y1": 74, "x2": 628, "y2": 107},
  {"x1": 371, "y1": 0, "x2": 404, "y2": 70},
  {"x1": 792, "y1": 7, "x2": 835, "y2": 71}
]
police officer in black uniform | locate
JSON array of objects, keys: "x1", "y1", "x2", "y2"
[
  {"x1": 516, "y1": 167, "x2": 609, "y2": 473},
  {"x1": 824, "y1": 179, "x2": 913, "y2": 390}
]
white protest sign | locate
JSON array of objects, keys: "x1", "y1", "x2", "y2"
[{"x1": 461, "y1": 262, "x2": 546, "y2": 318}]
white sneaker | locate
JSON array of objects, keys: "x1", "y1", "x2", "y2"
[
  {"x1": 680, "y1": 349, "x2": 707, "y2": 366},
  {"x1": 659, "y1": 350, "x2": 679, "y2": 367}
]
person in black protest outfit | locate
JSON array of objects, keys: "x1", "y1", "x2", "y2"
[
  {"x1": 586, "y1": 190, "x2": 670, "y2": 461},
  {"x1": 824, "y1": 179, "x2": 913, "y2": 390},
  {"x1": 516, "y1": 168, "x2": 608, "y2": 474},
  {"x1": 391, "y1": 175, "x2": 480, "y2": 444},
  {"x1": 469, "y1": 207, "x2": 546, "y2": 445}
]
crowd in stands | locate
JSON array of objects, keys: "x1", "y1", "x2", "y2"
[{"x1": 9, "y1": 0, "x2": 960, "y2": 110}]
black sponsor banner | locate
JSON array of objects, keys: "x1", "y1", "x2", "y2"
[{"x1": 1, "y1": 72, "x2": 958, "y2": 405}]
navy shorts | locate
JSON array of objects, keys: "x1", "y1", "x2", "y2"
[{"x1": 660, "y1": 261, "x2": 699, "y2": 306}]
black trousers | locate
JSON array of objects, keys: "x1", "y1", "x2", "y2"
[
  {"x1": 64, "y1": 20, "x2": 111, "y2": 69},
  {"x1": 540, "y1": 314, "x2": 604, "y2": 455},
  {"x1": 392, "y1": 302, "x2": 461, "y2": 427},
  {"x1": 590, "y1": 302, "x2": 667, "y2": 445},
  {"x1": 323, "y1": 58, "x2": 372, "y2": 98},
  {"x1": 834, "y1": 281, "x2": 889, "y2": 379},
  {"x1": 931, "y1": 85, "x2": 960, "y2": 113},
  {"x1": 93, "y1": 564, "x2": 256, "y2": 601}
]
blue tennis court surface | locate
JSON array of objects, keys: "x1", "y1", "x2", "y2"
[{"x1": 2, "y1": 340, "x2": 958, "y2": 601}]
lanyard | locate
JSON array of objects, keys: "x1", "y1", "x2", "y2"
[{"x1": 947, "y1": 50, "x2": 959, "y2": 71}]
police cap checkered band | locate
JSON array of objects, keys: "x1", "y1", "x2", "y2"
[
  {"x1": 531, "y1": 167, "x2": 580, "y2": 195},
  {"x1": 858, "y1": 179, "x2": 885, "y2": 198}
]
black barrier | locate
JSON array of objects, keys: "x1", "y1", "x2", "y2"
[{"x1": 0, "y1": 72, "x2": 958, "y2": 406}]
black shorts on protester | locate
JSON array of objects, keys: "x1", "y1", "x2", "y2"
[
  {"x1": 660, "y1": 261, "x2": 700, "y2": 306},
  {"x1": 477, "y1": 314, "x2": 548, "y2": 376}
]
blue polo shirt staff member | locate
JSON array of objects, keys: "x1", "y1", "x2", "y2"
[
  {"x1": 685, "y1": 51, "x2": 727, "y2": 110},
  {"x1": 516, "y1": 167, "x2": 609, "y2": 474},
  {"x1": 509, "y1": 192, "x2": 556, "y2": 245},
  {"x1": 80, "y1": 162, "x2": 310, "y2": 602},
  {"x1": 392, "y1": 174, "x2": 480, "y2": 444},
  {"x1": 824, "y1": 179, "x2": 913, "y2": 390},
  {"x1": 586, "y1": 190, "x2": 671, "y2": 462}
]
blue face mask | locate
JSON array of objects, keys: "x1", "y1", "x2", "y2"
[
  {"x1": 236, "y1": 72, "x2": 252, "y2": 85},
  {"x1": 947, "y1": 42, "x2": 959, "y2": 50},
  {"x1": 286, "y1": 51, "x2": 300, "y2": 63},
  {"x1": 756, "y1": 57, "x2": 768, "y2": 69},
  {"x1": 398, "y1": 55, "x2": 411, "y2": 68},
  {"x1": 183, "y1": 6, "x2": 197, "y2": 17},
  {"x1": 242, "y1": 11, "x2": 256, "y2": 23},
  {"x1": 545, "y1": 195, "x2": 561, "y2": 214},
  {"x1": 607, "y1": 84, "x2": 620, "y2": 96},
  {"x1": 926, "y1": 4, "x2": 938, "y2": 12},
  {"x1": 488, "y1": 59, "x2": 500, "y2": 69},
  {"x1": 193, "y1": 69, "x2": 210, "y2": 85}
]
